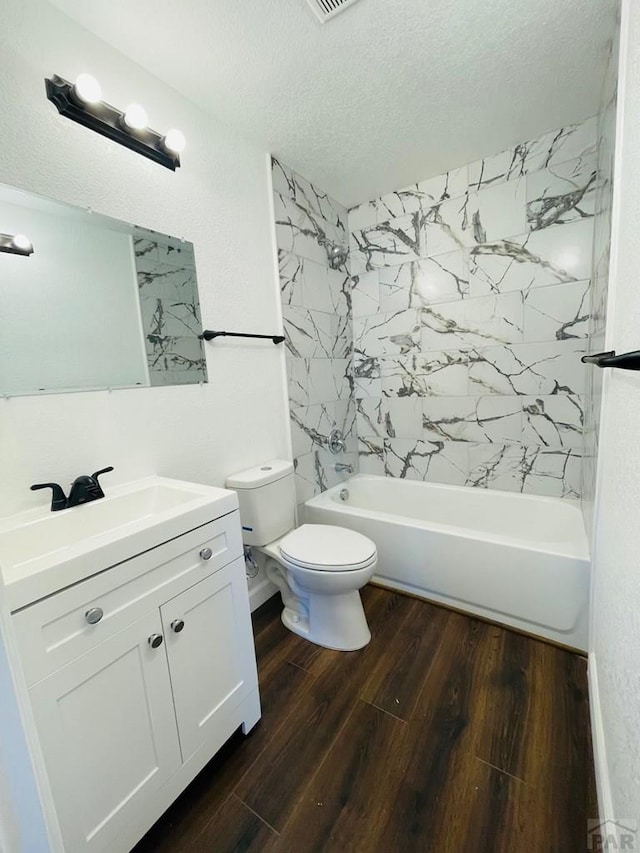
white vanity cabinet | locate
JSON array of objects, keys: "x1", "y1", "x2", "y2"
[
  {"x1": 29, "y1": 610, "x2": 182, "y2": 853},
  {"x1": 10, "y1": 509, "x2": 260, "y2": 853}
]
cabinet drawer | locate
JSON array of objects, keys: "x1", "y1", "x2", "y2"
[{"x1": 13, "y1": 511, "x2": 242, "y2": 686}]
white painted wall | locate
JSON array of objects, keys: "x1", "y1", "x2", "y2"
[
  {"x1": 0, "y1": 0, "x2": 289, "y2": 846},
  {"x1": 590, "y1": 0, "x2": 640, "y2": 828},
  {"x1": 0, "y1": 0, "x2": 290, "y2": 517},
  {"x1": 0, "y1": 201, "x2": 147, "y2": 395}
]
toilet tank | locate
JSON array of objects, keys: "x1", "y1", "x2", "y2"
[{"x1": 226, "y1": 460, "x2": 295, "y2": 546}]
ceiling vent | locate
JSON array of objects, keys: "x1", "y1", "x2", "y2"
[{"x1": 306, "y1": 0, "x2": 363, "y2": 23}]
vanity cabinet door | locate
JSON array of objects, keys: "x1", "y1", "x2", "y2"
[
  {"x1": 161, "y1": 556, "x2": 259, "y2": 763},
  {"x1": 29, "y1": 610, "x2": 181, "y2": 853}
]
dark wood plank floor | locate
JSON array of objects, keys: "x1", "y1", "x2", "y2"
[{"x1": 133, "y1": 586, "x2": 597, "y2": 853}]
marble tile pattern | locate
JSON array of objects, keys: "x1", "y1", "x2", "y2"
[
  {"x1": 349, "y1": 117, "x2": 598, "y2": 498},
  {"x1": 273, "y1": 158, "x2": 357, "y2": 511},
  {"x1": 582, "y1": 36, "x2": 618, "y2": 536},
  {"x1": 134, "y1": 236, "x2": 207, "y2": 386}
]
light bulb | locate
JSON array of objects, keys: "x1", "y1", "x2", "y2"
[
  {"x1": 11, "y1": 234, "x2": 32, "y2": 251},
  {"x1": 73, "y1": 73, "x2": 102, "y2": 105},
  {"x1": 123, "y1": 103, "x2": 148, "y2": 131},
  {"x1": 163, "y1": 128, "x2": 186, "y2": 154}
]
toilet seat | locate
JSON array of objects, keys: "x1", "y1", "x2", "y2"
[
  {"x1": 279, "y1": 524, "x2": 377, "y2": 572},
  {"x1": 280, "y1": 550, "x2": 378, "y2": 573}
]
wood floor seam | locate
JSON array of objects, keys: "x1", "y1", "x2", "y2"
[
  {"x1": 225, "y1": 718, "x2": 298, "y2": 803},
  {"x1": 273, "y1": 695, "x2": 364, "y2": 838},
  {"x1": 222, "y1": 672, "x2": 319, "y2": 802},
  {"x1": 283, "y1": 657, "x2": 319, "y2": 676},
  {"x1": 360, "y1": 696, "x2": 408, "y2": 723},
  {"x1": 472, "y1": 753, "x2": 532, "y2": 787},
  {"x1": 404, "y1": 611, "x2": 451, "y2": 706},
  {"x1": 231, "y1": 793, "x2": 281, "y2": 837}
]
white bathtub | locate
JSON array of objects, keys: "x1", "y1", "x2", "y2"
[{"x1": 305, "y1": 475, "x2": 590, "y2": 651}]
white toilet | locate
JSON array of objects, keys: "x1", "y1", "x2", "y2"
[{"x1": 226, "y1": 460, "x2": 377, "y2": 651}]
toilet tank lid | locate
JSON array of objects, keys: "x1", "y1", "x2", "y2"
[{"x1": 226, "y1": 460, "x2": 294, "y2": 490}]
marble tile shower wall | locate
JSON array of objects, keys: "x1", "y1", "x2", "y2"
[
  {"x1": 349, "y1": 118, "x2": 597, "y2": 498},
  {"x1": 134, "y1": 237, "x2": 207, "y2": 386},
  {"x1": 582, "y1": 35, "x2": 618, "y2": 535},
  {"x1": 272, "y1": 158, "x2": 356, "y2": 513}
]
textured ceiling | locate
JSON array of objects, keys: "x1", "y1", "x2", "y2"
[{"x1": 48, "y1": 0, "x2": 616, "y2": 207}]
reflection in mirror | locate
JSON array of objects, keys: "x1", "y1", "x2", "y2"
[{"x1": 0, "y1": 184, "x2": 207, "y2": 396}]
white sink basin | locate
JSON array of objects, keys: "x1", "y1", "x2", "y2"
[{"x1": 0, "y1": 476, "x2": 238, "y2": 611}]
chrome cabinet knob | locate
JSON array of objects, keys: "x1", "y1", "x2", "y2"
[
  {"x1": 85, "y1": 607, "x2": 104, "y2": 625},
  {"x1": 171, "y1": 619, "x2": 185, "y2": 633},
  {"x1": 200, "y1": 547, "x2": 213, "y2": 561},
  {"x1": 148, "y1": 634, "x2": 163, "y2": 649}
]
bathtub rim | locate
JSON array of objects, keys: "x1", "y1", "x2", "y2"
[{"x1": 305, "y1": 474, "x2": 590, "y2": 562}]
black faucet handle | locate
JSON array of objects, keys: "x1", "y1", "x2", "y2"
[
  {"x1": 91, "y1": 467, "x2": 114, "y2": 497},
  {"x1": 30, "y1": 482, "x2": 68, "y2": 512},
  {"x1": 91, "y1": 466, "x2": 114, "y2": 483}
]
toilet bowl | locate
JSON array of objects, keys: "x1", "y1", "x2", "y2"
[
  {"x1": 262, "y1": 524, "x2": 377, "y2": 650},
  {"x1": 226, "y1": 461, "x2": 377, "y2": 651}
]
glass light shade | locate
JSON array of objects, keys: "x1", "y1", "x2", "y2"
[
  {"x1": 123, "y1": 104, "x2": 148, "y2": 131},
  {"x1": 73, "y1": 74, "x2": 102, "y2": 105},
  {"x1": 163, "y1": 129, "x2": 186, "y2": 154},
  {"x1": 11, "y1": 234, "x2": 32, "y2": 251}
]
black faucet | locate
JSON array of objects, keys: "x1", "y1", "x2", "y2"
[
  {"x1": 29, "y1": 481, "x2": 68, "y2": 511},
  {"x1": 31, "y1": 467, "x2": 114, "y2": 511}
]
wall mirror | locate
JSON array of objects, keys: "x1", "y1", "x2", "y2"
[{"x1": 0, "y1": 183, "x2": 207, "y2": 397}]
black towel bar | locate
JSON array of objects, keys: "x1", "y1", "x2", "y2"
[
  {"x1": 199, "y1": 330, "x2": 285, "y2": 345},
  {"x1": 581, "y1": 349, "x2": 640, "y2": 370}
]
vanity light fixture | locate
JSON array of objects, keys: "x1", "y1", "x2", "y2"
[
  {"x1": 72, "y1": 73, "x2": 102, "y2": 105},
  {"x1": 163, "y1": 129, "x2": 186, "y2": 154},
  {"x1": 0, "y1": 233, "x2": 33, "y2": 256},
  {"x1": 122, "y1": 103, "x2": 148, "y2": 131},
  {"x1": 45, "y1": 74, "x2": 185, "y2": 170}
]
